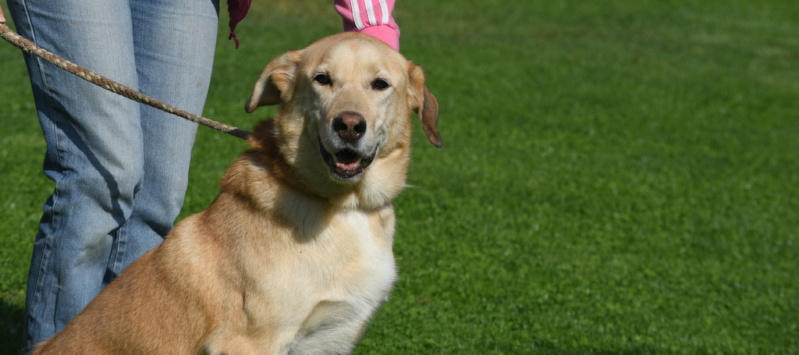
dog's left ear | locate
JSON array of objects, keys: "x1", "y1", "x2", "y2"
[
  {"x1": 245, "y1": 50, "x2": 302, "y2": 113},
  {"x1": 408, "y1": 63, "x2": 442, "y2": 148}
]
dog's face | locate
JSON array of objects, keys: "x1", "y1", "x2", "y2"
[{"x1": 245, "y1": 33, "x2": 440, "y2": 198}]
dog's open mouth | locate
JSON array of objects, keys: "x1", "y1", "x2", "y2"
[{"x1": 319, "y1": 139, "x2": 376, "y2": 179}]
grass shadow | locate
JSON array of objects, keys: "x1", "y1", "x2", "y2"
[{"x1": 0, "y1": 300, "x2": 24, "y2": 355}]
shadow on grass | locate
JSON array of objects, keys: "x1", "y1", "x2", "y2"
[{"x1": 0, "y1": 300, "x2": 24, "y2": 355}]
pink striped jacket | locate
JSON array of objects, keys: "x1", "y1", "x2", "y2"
[{"x1": 227, "y1": 0, "x2": 400, "y2": 50}]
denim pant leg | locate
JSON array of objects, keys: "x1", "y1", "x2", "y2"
[
  {"x1": 9, "y1": 0, "x2": 218, "y2": 350},
  {"x1": 9, "y1": 0, "x2": 144, "y2": 350},
  {"x1": 104, "y1": 0, "x2": 219, "y2": 280}
]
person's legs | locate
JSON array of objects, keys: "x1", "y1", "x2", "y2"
[
  {"x1": 10, "y1": 0, "x2": 219, "y2": 350},
  {"x1": 7, "y1": 0, "x2": 143, "y2": 350},
  {"x1": 106, "y1": 0, "x2": 219, "y2": 277}
]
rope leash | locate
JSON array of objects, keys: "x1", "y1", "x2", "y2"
[{"x1": 0, "y1": 23, "x2": 251, "y2": 140}]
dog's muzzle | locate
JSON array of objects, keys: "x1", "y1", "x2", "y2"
[
  {"x1": 319, "y1": 111, "x2": 376, "y2": 180},
  {"x1": 319, "y1": 143, "x2": 375, "y2": 179}
]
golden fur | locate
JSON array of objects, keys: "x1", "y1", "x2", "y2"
[{"x1": 34, "y1": 32, "x2": 440, "y2": 354}]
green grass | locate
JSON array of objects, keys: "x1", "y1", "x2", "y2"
[{"x1": 2, "y1": 0, "x2": 798, "y2": 353}]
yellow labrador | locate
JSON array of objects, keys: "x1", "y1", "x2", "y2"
[{"x1": 34, "y1": 32, "x2": 440, "y2": 354}]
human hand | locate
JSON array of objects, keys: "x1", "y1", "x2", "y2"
[{"x1": 1, "y1": 5, "x2": 6, "y2": 24}]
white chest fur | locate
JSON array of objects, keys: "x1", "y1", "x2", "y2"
[{"x1": 268, "y1": 205, "x2": 398, "y2": 354}]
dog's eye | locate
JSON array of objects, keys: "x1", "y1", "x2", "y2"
[
  {"x1": 371, "y1": 79, "x2": 390, "y2": 91},
  {"x1": 314, "y1": 73, "x2": 331, "y2": 85}
]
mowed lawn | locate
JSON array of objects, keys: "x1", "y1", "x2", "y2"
[{"x1": 1, "y1": 0, "x2": 798, "y2": 353}]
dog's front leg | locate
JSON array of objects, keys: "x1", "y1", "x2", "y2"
[{"x1": 285, "y1": 300, "x2": 379, "y2": 355}]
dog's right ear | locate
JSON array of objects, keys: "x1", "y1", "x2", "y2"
[
  {"x1": 408, "y1": 63, "x2": 442, "y2": 148},
  {"x1": 245, "y1": 50, "x2": 302, "y2": 113}
]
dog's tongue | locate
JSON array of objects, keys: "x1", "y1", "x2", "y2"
[
  {"x1": 335, "y1": 151, "x2": 361, "y2": 170},
  {"x1": 336, "y1": 161, "x2": 361, "y2": 171},
  {"x1": 334, "y1": 150, "x2": 362, "y2": 176}
]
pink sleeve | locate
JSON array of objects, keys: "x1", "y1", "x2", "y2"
[{"x1": 335, "y1": 0, "x2": 400, "y2": 51}]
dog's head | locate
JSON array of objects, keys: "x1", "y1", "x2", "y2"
[{"x1": 245, "y1": 33, "x2": 440, "y2": 206}]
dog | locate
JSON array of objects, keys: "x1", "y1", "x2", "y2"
[{"x1": 34, "y1": 32, "x2": 441, "y2": 354}]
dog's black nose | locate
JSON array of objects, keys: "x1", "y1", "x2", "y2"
[{"x1": 332, "y1": 111, "x2": 367, "y2": 141}]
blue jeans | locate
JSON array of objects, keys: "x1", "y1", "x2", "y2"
[{"x1": 7, "y1": 0, "x2": 219, "y2": 351}]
